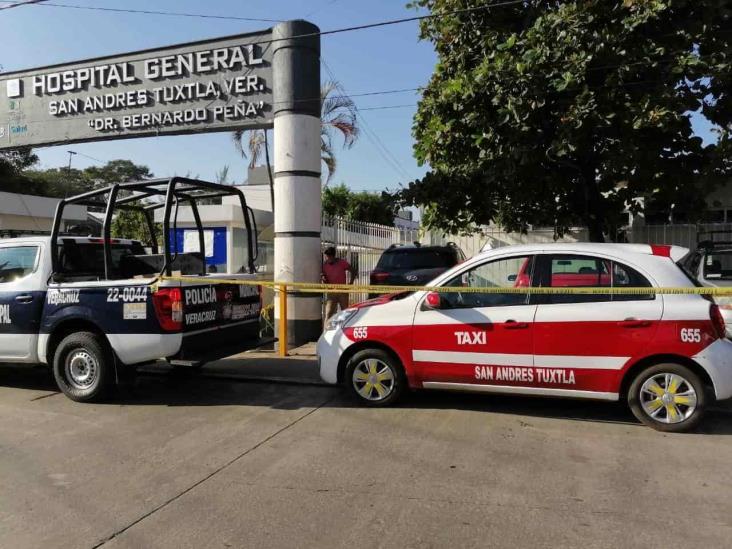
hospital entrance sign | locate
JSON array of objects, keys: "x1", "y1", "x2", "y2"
[{"x1": 0, "y1": 29, "x2": 273, "y2": 148}]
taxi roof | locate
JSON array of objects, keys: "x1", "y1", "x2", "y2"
[{"x1": 477, "y1": 242, "x2": 689, "y2": 263}]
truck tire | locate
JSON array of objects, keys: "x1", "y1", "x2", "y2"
[{"x1": 52, "y1": 332, "x2": 114, "y2": 402}]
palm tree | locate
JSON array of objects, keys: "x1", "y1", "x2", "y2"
[
  {"x1": 232, "y1": 80, "x2": 359, "y2": 189},
  {"x1": 319, "y1": 80, "x2": 359, "y2": 184}
]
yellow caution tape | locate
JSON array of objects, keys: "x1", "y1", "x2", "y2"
[{"x1": 158, "y1": 274, "x2": 732, "y2": 296}]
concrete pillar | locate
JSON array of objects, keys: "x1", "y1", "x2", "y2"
[{"x1": 272, "y1": 20, "x2": 322, "y2": 346}]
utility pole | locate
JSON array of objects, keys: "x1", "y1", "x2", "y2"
[
  {"x1": 64, "y1": 150, "x2": 78, "y2": 199},
  {"x1": 66, "y1": 150, "x2": 77, "y2": 172}
]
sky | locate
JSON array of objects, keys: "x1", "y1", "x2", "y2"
[
  {"x1": 0, "y1": 0, "x2": 719, "y2": 194},
  {"x1": 0, "y1": 0, "x2": 435, "y2": 191}
]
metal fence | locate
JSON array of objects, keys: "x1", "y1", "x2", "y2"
[
  {"x1": 424, "y1": 226, "x2": 592, "y2": 256},
  {"x1": 425, "y1": 223, "x2": 731, "y2": 256},
  {"x1": 322, "y1": 215, "x2": 420, "y2": 304},
  {"x1": 627, "y1": 223, "x2": 732, "y2": 249}
]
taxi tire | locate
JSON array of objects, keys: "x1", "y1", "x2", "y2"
[
  {"x1": 627, "y1": 363, "x2": 706, "y2": 433},
  {"x1": 345, "y1": 348, "x2": 405, "y2": 407},
  {"x1": 52, "y1": 332, "x2": 113, "y2": 403}
]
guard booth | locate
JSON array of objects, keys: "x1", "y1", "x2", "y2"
[{"x1": 154, "y1": 196, "x2": 273, "y2": 275}]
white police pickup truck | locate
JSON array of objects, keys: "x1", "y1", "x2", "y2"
[{"x1": 0, "y1": 177, "x2": 264, "y2": 402}]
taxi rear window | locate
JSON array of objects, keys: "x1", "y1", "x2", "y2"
[
  {"x1": 540, "y1": 254, "x2": 653, "y2": 303},
  {"x1": 676, "y1": 253, "x2": 702, "y2": 287}
]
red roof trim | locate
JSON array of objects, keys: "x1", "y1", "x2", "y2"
[{"x1": 650, "y1": 244, "x2": 672, "y2": 257}]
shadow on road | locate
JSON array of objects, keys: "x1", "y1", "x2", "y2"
[
  {"x1": 3, "y1": 362, "x2": 732, "y2": 435},
  {"x1": 0, "y1": 364, "x2": 58, "y2": 393}
]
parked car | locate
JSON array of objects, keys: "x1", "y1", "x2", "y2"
[
  {"x1": 369, "y1": 243, "x2": 465, "y2": 294},
  {"x1": 319, "y1": 243, "x2": 732, "y2": 432},
  {"x1": 680, "y1": 232, "x2": 732, "y2": 337}
]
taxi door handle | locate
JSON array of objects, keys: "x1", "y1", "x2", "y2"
[
  {"x1": 504, "y1": 320, "x2": 529, "y2": 329},
  {"x1": 15, "y1": 294, "x2": 33, "y2": 304},
  {"x1": 617, "y1": 318, "x2": 651, "y2": 328}
]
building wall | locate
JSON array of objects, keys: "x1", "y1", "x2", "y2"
[
  {"x1": 0, "y1": 213, "x2": 55, "y2": 231},
  {"x1": 0, "y1": 192, "x2": 87, "y2": 232}
]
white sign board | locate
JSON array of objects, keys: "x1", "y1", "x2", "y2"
[{"x1": 0, "y1": 29, "x2": 273, "y2": 149}]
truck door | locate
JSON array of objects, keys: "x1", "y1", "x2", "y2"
[{"x1": 0, "y1": 244, "x2": 45, "y2": 361}]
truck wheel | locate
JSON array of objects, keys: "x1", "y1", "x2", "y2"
[
  {"x1": 53, "y1": 332, "x2": 113, "y2": 402},
  {"x1": 627, "y1": 363, "x2": 706, "y2": 433},
  {"x1": 345, "y1": 348, "x2": 406, "y2": 407}
]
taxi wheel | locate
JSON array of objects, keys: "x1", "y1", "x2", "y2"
[
  {"x1": 53, "y1": 332, "x2": 113, "y2": 403},
  {"x1": 345, "y1": 349, "x2": 405, "y2": 407},
  {"x1": 627, "y1": 363, "x2": 706, "y2": 433}
]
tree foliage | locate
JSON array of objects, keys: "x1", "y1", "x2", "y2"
[
  {"x1": 84, "y1": 159, "x2": 152, "y2": 185},
  {"x1": 323, "y1": 184, "x2": 399, "y2": 226},
  {"x1": 0, "y1": 147, "x2": 37, "y2": 188},
  {"x1": 100, "y1": 160, "x2": 157, "y2": 243},
  {"x1": 402, "y1": 0, "x2": 732, "y2": 241},
  {"x1": 1, "y1": 148, "x2": 90, "y2": 197},
  {"x1": 1, "y1": 153, "x2": 157, "y2": 242}
]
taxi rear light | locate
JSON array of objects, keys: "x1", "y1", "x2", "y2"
[
  {"x1": 371, "y1": 271, "x2": 390, "y2": 283},
  {"x1": 152, "y1": 287, "x2": 183, "y2": 332},
  {"x1": 710, "y1": 303, "x2": 726, "y2": 339}
]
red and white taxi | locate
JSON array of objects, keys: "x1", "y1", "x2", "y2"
[{"x1": 317, "y1": 243, "x2": 732, "y2": 432}]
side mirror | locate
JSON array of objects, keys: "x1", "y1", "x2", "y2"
[
  {"x1": 424, "y1": 291, "x2": 442, "y2": 309},
  {"x1": 507, "y1": 274, "x2": 517, "y2": 282}
]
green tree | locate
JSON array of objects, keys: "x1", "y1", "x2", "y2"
[
  {"x1": 20, "y1": 167, "x2": 93, "y2": 198},
  {"x1": 91, "y1": 160, "x2": 157, "y2": 244},
  {"x1": 402, "y1": 0, "x2": 732, "y2": 241},
  {"x1": 1, "y1": 148, "x2": 93, "y2": 197},
  {"x1": 322, "y1": 183, "x2": 352, "y2": 217},
  {"x1": 84, "y1": 159, "x2": 152, "y2": 185},
  {"x1": 0, "y1": 147, "x2": 38, "y2": 190},
  {"x1": 323, "y1": 184, "x2": 398, "y2": 226}
]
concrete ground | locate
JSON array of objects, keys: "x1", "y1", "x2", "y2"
[{"x1": 2, "y1": 351, "x2": 732, "y2": 549}]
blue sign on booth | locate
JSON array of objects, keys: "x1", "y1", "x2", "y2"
[{"x1": 169, "y1": 227, "x2": 227, "y2": 269}]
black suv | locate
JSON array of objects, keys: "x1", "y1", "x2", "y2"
[{"x1": 369, "y1": 243, "x2": 466, "y2": 292}]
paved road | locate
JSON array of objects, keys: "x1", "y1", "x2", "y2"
[{"x1": 1, "y1": 362, "x2": 732, "y2": 548}]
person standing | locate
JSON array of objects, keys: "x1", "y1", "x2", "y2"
[{"x1": 322, "y1": 246, "x2": 356, "y2": 323}]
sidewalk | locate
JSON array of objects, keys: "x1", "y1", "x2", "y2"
[{"x1": 144, "y1": 342, "x2": 324, "y2": 385}]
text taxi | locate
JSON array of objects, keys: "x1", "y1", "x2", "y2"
[{"x1": 317, "y1": 243, "x2": 732, "y2": 432}]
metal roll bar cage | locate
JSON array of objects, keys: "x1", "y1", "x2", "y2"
[{"x1": 50, "y1": 177, "x2": 259, "y2": 279}]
